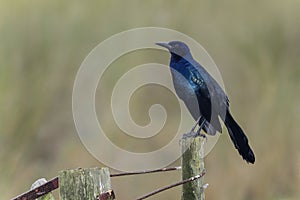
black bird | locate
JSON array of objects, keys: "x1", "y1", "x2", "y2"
[{"x1": 156, "y1": 41, "x2": 255, "y2": 164}]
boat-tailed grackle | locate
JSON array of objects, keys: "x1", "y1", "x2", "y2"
[{"x1": 156, "y1": 41, "x2": 255, "y2": 164}]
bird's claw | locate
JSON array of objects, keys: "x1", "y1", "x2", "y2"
[{"x1": 180, "y1": 131, "x2": 207, "y2": 142}]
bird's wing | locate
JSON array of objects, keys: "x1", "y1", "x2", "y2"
[
  {"x1": 193, "y1": 62, "x2": 229, "y2": 119},
  {"x1": 188, "y1": 66, "x2": 212, "y2": 121},
  {"x1": 189, "y1": 64, "x2": 223, "y2": 132}
]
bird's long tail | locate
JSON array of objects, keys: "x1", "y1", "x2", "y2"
[{"x1": 224, "y1": 110, "x2": 255, "y2": 164}]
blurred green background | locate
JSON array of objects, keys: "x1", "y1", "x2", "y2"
[{"x1": 1, "y1": 0, "x2": 300, "y2": 199}]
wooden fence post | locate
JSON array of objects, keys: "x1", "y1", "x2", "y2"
[
  {"x1": 181, "y1": 136, "x2": 206, "y2": 200},
  {"x1": 59, "y1": 167, "x2": 115, "y2": 200}
]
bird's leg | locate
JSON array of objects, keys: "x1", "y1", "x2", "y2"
[
  {"x1": 195, "y1": 118, "x2": 207, "y2": 141},
  {"x1": 180, "y1": 118, "x2": 200, "y2": 143},
  {"x1": 182, "y1": 116, "x2": 207, "y2": 140},
  {"x1": 190, "y1": 116, "x2": 201, "y2": 133}
]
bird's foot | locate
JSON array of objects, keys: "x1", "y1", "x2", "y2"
[
  {"x1": 179, "y1": 131, "x2": 207, "y2": 145},
  {"x1": 182, "y1": 131, "x2": 207, "y2": 141},
  {"x1": 182, "y1": 131, "x2": 197, "y2": 138},
  {"x1": 195, "y1": 127, "x2": 208, "y2": 142},
  {"x1": 180, "y1": 117, "x2": 207, "y2": 144}
]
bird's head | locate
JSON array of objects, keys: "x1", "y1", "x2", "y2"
[{"x1": 156, "y1": 41, "x2": 191, "y2": 58}]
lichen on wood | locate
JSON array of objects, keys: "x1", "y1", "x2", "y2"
[
  {"x1": 59, "y1": 167, "x2": 114, "y2": 200},
  {"x1": 181, "y1": 136, "x2": 206, "y2": 200}
]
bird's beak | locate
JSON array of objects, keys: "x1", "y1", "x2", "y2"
[{"x1": 155, "y1": 42, "x2": 171, "y2": 50}]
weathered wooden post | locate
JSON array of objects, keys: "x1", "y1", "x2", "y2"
[
  {"x1": 181, "y1": 136, "x2": 206, "y2": 200},
  {"x1": 59, "y1": 167, "x2": 115, "y2": 200}
]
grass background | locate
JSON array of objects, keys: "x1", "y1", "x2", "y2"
[{"x1": 1, "y1": 1, "x2": 300, "y2": 199}]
